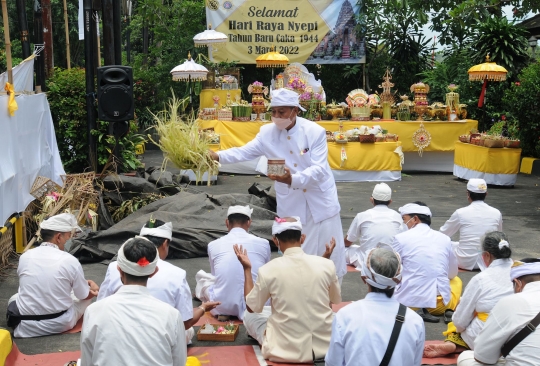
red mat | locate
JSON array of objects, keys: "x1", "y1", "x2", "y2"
[
  {"x1": 421, "y1": 341, "x2": 460, "y2": 365},
  {"x1": 346, "y1": 265, "x2": 359, "y2": 272},
  {"x1": 5, "y1": 343, "x2": 80, "y2": 366},
  {"x1": 194, "y1": 312, "x2": 243, "y2": 327},
  {"x1": 188, "y1": 345, "x2": 314, "y2": 366},
  {"x1": 63, "y1": 316, "x2": 84, "y2": 334}
]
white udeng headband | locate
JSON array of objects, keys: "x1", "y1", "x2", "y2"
[
  {"x1": 139, "y1": 222, "x2": 173, "y2": 240},
  {"x1": 510, "y1": 261, "x2": 540, "y2": 281},
  {"x1": 272, "y1": 216, "x2": 302, "y2": 235},
  {"x1": 361, "y1": 248, "x2": 403, "y2": 290},
  {"x1": 117, "y1": 237, "x2": 159, "y2": 276},
  {"x1": 398, "y1": 203, "x2": 432, "y2": 217}
]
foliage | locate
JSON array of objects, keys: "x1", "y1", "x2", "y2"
[
  {"x1": 469, "y1": 17, "x2": 531, "y2": 76},
  {"x1": 47, "y1": 68, "x2": 143, "y2": 173},
  {"x1": 502, "y1": 61, "x2": 540, "y2": 157},
  {"x1": 110, "y1": 193, "x2": 164, "y2": 222}
]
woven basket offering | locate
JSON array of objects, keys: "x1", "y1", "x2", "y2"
[
  {"x1": 459, "y1": 135, "x2": 470, "y2": 143},
  {"x1": 483, "y1": 139, "x2": 504, "y2": 148},
  {"x1": 359, "y1": 134, "x2": 375, "y2": 143},
  {"x1": 505, "y1": 140, "x2": 520, "y2": 148}
]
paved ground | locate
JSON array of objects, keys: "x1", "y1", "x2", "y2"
[{"x1": 1, "y1": 150, "x2": 540, "y2": 365}]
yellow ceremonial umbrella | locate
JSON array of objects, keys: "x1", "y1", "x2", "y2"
[
  {"x1": 256, "y1": 46, "x2": 289, "y2": 80},
  {"x1": 468, "y1": 54, "x2": 508, "y2": 107}
]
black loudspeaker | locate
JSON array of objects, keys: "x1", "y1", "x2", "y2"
[{"x1": 97, "y1": 66, "x2": 134, "y2": 122}]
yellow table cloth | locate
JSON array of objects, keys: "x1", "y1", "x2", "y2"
[
  {"x1": 454, "y1": 141, "x2": 521, "y2": 174},
  {"x1": 318, "y1": 120, "x2": 478, "y2": 152},
  {"x1": 200, "y1": 89, "x2": 242, "y2": 109},
  {"x1": 200, "y1": 120, "x2": 402, "y2": 172},
  {"x1": 198, "y1": 120, "x2": 477, "y2": 153}
]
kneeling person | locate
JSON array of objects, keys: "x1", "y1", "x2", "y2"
[
  {"x1": 237, "y1": 217, "x2": 341, "y2": 363},
  {"x1": 81, "y1": 237, "x2": 187, "y2": 365},
  {"x1": 98, "y1": 219, "x2": 219, "y2": 343},
  {"x1": 6, "y1": 214, "x2": 99, "y2": 338}
]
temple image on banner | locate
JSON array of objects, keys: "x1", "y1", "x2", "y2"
[{"x1": 305, "y1": 0, "x2": 365, "y2": 64}]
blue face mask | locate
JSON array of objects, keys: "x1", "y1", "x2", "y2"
[{"x1": 276, "y1": 238, "x2": 284, "y2": 256}]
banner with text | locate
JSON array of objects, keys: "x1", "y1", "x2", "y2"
[{"x1": 206, "y1": 0, "x2": 364, "y2": 64}]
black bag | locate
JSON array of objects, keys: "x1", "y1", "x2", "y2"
[
  {"x1": 501, "y1": 310, "x2": 540, "y2": 357},
  {"x1": 379, "y1": 304, "x2": 407, "y2": 366}
]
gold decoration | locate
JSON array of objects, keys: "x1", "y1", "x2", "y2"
[{"x1": 412, "y1": 122, "x2": 431, "y2": 156}]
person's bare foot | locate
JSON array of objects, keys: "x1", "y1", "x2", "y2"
[{"x1": 423, "y1": 342, "x2": 457, "y2": 358}]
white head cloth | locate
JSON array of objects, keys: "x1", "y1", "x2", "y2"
[
  {"x1": 40, "y1": 213, "x2": 82, "y2": 233},
  {"x1": 272, "y1": 216, "x2": 302, "y2": 235},
  {"x1": 227, "y1": 205, "x2": 253, "y2": 219},
  {"x1": 361, "y1": 248, "x2": 403, "y2": 289},
  {"x1": 467, "y1": 178, "x2": 488, "y2": 193},
  {"x1": 139, "y1": 221, "x2": 173, "y2": 241},
  {"x1": 117, "y1": 237, "x2": 159, "y2": 276},
  {"x1": 372, "y1": 183, "x2": 392, "y2": 201},
  {"x1": 398, "y1": 203, "x2": 432, "y2": 217},
  {"x1": 270, "y1": 88, "x2": 306, "y2": 112},
  {"x1": 510, "y1": 260, "x2": 540, "y2": 281}
]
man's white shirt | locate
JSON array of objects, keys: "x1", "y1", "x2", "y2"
[
  {"x1": 392, "y1": 224, "x2": 458, "y2": 308},
  {"x1": 346, "y1": 205, "x2": 406, "y2": 267},
  {"x1": 440, "y1": 201, "x2": 503, "y2": 270},
  {"x1": 452, "y1": 258, "x2": 514, "y2": 348},
  {"x1": 81, "y1": 285, "x2": 187, "y2": 366},
  {"x1": 15, "y1": 244, "x2": 90, "y2": 337},
  {"x1": 207, "y1": 227, "x2": 270, "y2": 319},
  {"x1": 98, "y1": 258, "x2": 193, "y2": 322},
  {"x1": 325, "y1": 293, "x2": 425, "y2": 366}
]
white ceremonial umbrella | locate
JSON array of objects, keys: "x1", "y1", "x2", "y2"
[
  {"x1": 170, "y1": 52, "x2": 208, "y2": 105},
  {"x1": 193, "y1": 24, "x2": 227, "y2": 61}
]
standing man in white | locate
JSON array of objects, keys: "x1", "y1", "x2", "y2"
[
  {"x1": 344, "y1": 183, "x2": 405, "y2": 270},
  {"x1": 209, "y1": 88, "x2": 346, "y2": 282},
  {"x1": 440, "y1": 178, "x2": 503, "y2": 270}
]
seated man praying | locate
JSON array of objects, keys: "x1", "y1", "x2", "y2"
[
  {"x1": 195, "y1": 205, "x2": 270, "y2": 320},
  {"x1": 98, "y1": 219, "x2": 219, "y2": 343},
  {"x1": 6, "y1": 213, "x2": 99, "y2": 338},
  {"x1": 81, "y1": 237, "x2": 187, "y2": 366},
  {"x1": 326, "y1": 247, "x2": 425, "y2": 366},
  {"x1": 235, "y1": 217, "x2": 341, "y2": 363}
]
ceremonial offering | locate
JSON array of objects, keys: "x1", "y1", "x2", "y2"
[
  {"x1": 505, "y1": 140, "x2": 520, "y2": 148},
  {"x1": 359, "y1": 134, "x2": 375, "y2": 143},
  {"x1": 267, "y1": 158, "x2": 286, "y2": 176},
  {"x1": 198, "y1": 108, "x2": 216, "y2": 121},
  {"x1": 231, "y1": 105, "x2": 252, "y2": 121},
  {"x1": 378, "y1": 69, "x2": 396, "y2": 120},
  {"x1": 217, "y1": 109, "x2": 233, "y2": 121},
  {"x1": 220, "y1": 75, "x2": 238, "y2": 90},
  {"x1": 459, "y1": 135, "x2": 470, "y2": 143},
  {"x1": 248, "y1": 81, "x2": 269, "y2": 121},
  {"x1": 483, "y1": 136, "x2": 505, "y2": 148},
  {"x1": 197, "y1": 323, "x2": 239, "y2": 342},
  {"x1": 446, "y1": 84, "x2": 460, "y2": 121},
  {"x1": 333, "y1": 131, "x2": 348, "y2": 143},
  {"x1": 411, "y1": 82, "x2": 430, "y2": 121},
  {"x1": 385, "y1": 133, "x2": 399, "y2": 142}
]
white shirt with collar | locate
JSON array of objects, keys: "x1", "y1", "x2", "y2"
[
  {"x1": 346, "y1": 205, "x2": 406, "y2": 266},
  {"x1": 217, "y1": 117, "x2": 345, "y2": 278},
  {"x1": 81, "y1": 285, "x2": 187, "y2": 366},
  {"x1": 452, "y1": 258, "x2": 514, "y2": 348},
  {"x1": 97, "y1": 258, "x2": 193, "y2": 322},
  {"x1": 440, "y1": 201, "x2": 503, "y2": 270},
  {"x1": 15, "y1": 243, "x2": 90, "y2": 338},
  {"x1": 207, "y1": 227, "x2": 270, "y2": 320},
  {"x1": 392, "y1": 223, "x2": 458, "y2": 308},
  {"x1": 468, "y1": 281, "x2": 540, "y2": 366},
  {"x1": 325, "y1": 292, "x2": 425, "y2": 366}
]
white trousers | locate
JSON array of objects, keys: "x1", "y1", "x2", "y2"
[
  {"x1": 195, "y1": 270, "x2": 215, "y2": 302},
  {"x1": 243, "y1": 306, "x2": 272, "y2": 345},
  {"x1": 457, "y1": 351, "x2": 506, "y2": 365},
  {"x1": 9, "y1": 292, "x2": 92, "y2": 338},
  {"x1": 344, "y1": 245, "x2": 363, "y2": 271},
  {"x1": 302, "y1": 207, "x2": 346, "y2": 280}
]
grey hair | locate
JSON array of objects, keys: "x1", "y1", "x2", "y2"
[
  {"x1": 482, "y1": 231, "x2": 512, "y2": 259},
  {"x1": 370, "y1": 248, "x2": 400, "y2": 278}
]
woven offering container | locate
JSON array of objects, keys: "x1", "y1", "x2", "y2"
[
  {"x1": 375, "y1": 135, "x2": 385, "y2": 142},
  {"x1": 505, "y1": 140, "x2": 520, "y2": 148},
  {"x1": 232, "y1": 117, "x2": 250, "y2": 122},
  {"x1": 470, "y1": 138, "x2": 484, "y2": 146},
  {"x1": 347, "y1": 135, "x2": 359, "y2": 142},
  {"x1": 267, "y1": 158, "x2": 285, "y2": 176},
  {"x1": 459, "y1": 135, "x2": 470, "y2": 143},
  {"x1": 359, "y1": 134, "x2": 375, "y2": 143},
  {"x1": 385, "y1": 134, "x2": 398, "y2": 142},
  {"x1": 217, "y1": 110, "x2": 232, "y2": 121},
  {"x1": 197, "y1": 325, "x2": 239, "y2": 342},
  {"x1": 483, "y1": 139, "x2": 504, "y2": 148}
]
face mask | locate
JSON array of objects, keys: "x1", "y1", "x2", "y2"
[
  {"x1": 271, "y1": 110, "x2": 294, "y2": 130},
  {"x1": 404, "y1": 217, "x2": 415, "y2": 230},
  {"x1": 64, "y1": 238, "x2": 73, "y2": 253},
  {"x1": 276, "y1": 238, "x2": 284, "y2": 256}
]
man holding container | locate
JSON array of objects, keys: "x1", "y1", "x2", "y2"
[{"x1": 209, "y1": 88, "x2": 346, "y2": 283}]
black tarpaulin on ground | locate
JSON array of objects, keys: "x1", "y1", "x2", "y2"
[{"x1": 71, "y1": 191, "x2": 276, "y2": 261}]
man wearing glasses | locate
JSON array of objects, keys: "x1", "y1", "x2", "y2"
[{"x1": 6, "y1": 213, "x2": 99, "y2": 337}]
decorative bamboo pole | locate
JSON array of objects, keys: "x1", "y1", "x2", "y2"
[
  {"x1": 1, "y1": 0, "x2": 13, "y2": 84},
  {"x1": 62, "y1": 0, "x2": 71, "y2": 68}
]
